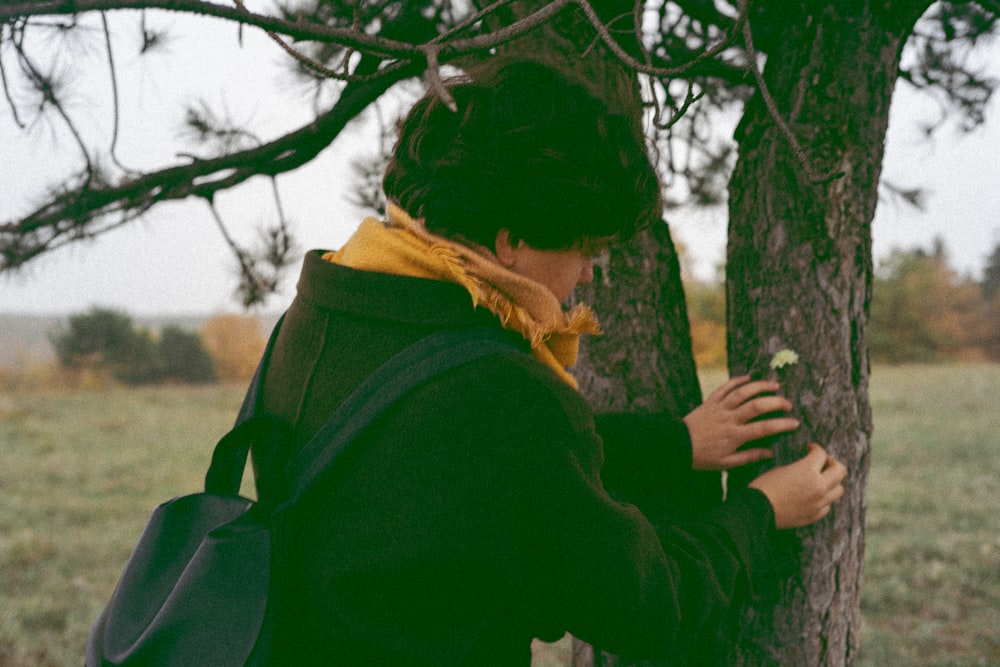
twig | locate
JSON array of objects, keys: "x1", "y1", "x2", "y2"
[
  {"x1": 2, "y1": 0, "x2": 419, "y2": 58},
  {"x1": 582, "y1": 11, "x2": 626, "y2": 59},
  {"x1": 0, "y1": 27, "x2": 27, "y2": 128},
  {"x1": 100, "y1": 11, "x2": 135, "y2": 174},
  {"x1": 421, "y1": 43, "x2": 456, "y2": 111},
  {"x1": 439, "y1": 0, "x2": 574, "y2": 55},
  {"x1": 737, "y1": 0, "x2": 843, "y2": 184},
  {"x1": 430, "y1": 0, "x2": 518, "y2": 44},
  {"x1": 7, "y1": 0, "x2": 741, "y2": 85},
  {"x1": 657, "y1": 82, "x2": 703, "y2": 130},
  {"x1": 226, "y1": 0, "x2": 506, "y2": 86},
  {"x1": 571, "y1": 0, "x2": 748, "y2": 78},
  {"x1": 1, "y1": 58, "x2": 422, "y2": 267},
  {"x1": 204, "y1": 198, "x2": 267, "y2": 303},
  {"x1": 632, "y1": 0, "x2": 651, "y2": 67},
  {"x1": 11, "y1": 32, "x2": 93, "y2": 170},
  {"x1": 232, "y1": 0, "x2": 348, "y2": 81},
  {"x1": 100, "y1": 13, "x2": 120, "y2": 159},
  {"x1": 268, "y1": 175, "x2": 287, "y2": 230}
]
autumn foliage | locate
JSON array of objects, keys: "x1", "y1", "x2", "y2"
[
  {"x1": 200, "y1": 314, "x2": 267, "y2": 383},
  {"x1": 869, "y1": 244, "x2": 993, "y2": 362},
  {"x1": 686, "y1": 240, "x2": 1000, "y2": 367},
  {"x1": 684, "y1": 280, "x2": 728, "y2": 369}
]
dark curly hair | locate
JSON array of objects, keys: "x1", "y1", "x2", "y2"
[{"x1": 382, "y1": 60, "x2": 662, "y2": 251}]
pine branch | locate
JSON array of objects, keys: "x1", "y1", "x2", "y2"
[
  {"x1": 0, "y1": 59, "x2": 423, "y2": 270},
  {"x1": 1, "y1": 0, "x2": 420, "y2": 59}
]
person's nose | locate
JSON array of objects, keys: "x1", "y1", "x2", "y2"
[{"x1": 578, "y1": 258, "x2": 594, "y2": 286}]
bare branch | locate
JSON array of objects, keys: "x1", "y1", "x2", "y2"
[
  {"x1": 2, "y1": 0, "x2": 759, "y2": 265},
  {"x1": 439, "y1": 0, "x2": 574, "y2": 54},
  {"x1": 431, "y1": 0, "x2": 518, "y2": 44},
  {"x1": 737, "y1": 0, "x2": 843, "y2": 184},
  {"x1": 657, "y1": 82, "x2": 704, "y2": 130},
  {"x1": 205, "y1": 198, "x2": 272, "y2": 306},
  {"x1": 9, "y1": 0, "x2": 973, "y2": 287},
  {"x1": 631, "y1": 0, "x2": 651, "y2": 68},
  {"x1": 229, "y1": 0, "x2": 403, "y2": 83},
  {"x1": 1, "y1": 58, "x2": 422, "y2": 270},
  {"x1": 570, "y1": 0, "x2": 748, "y2": 79},
  {"x1": 11, "y1": 31, "x2": 93, "y2": 169},
  {"x1": 204, "y1": 183, "x2": 296, "y2": 306},
  {"x1": 99, "y1": 11, "x2": 134, "y2": 173},
  {"x1": 268, "y1": 175, "x2": 287, "y2": 231},
  {"x1": 205, "y1": 197, "x2": 252, "y2": 279},
  {"x1": 3, "y1": 0, "x2": 750, "y2": 89},
  {"x1": 1, "y1": 0, "x2": 421, "y2": 59},
  {"x1": 0, "y1": 28, "x2": 28, "y2": 128},
  {"x1": 421, "y1": 43, "x2": 456, "y2": 111}
]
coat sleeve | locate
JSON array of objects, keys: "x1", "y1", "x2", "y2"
[
  {"x1": 512, "y1": 387, "x2": 781, "y2": 661},
  {"x1": 595, "y1": 412, "x2": 725, "y2": 523}
]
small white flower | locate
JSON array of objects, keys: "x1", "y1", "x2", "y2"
[{"x1": 769, "y1": 349, "x2": 799, "y2": 370}]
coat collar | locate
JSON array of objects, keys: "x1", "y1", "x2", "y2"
[{"x1": 295, "y1": 249, "x2": 500, "y2": 329}]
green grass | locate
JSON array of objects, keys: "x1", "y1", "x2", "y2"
[
  {"x1": 2, "y1": 366, "x2": 998, "y2": 665},
  {"x1": 859, "y1": 365, "x2": 1000, "y2": 666},
  {"x1": 0, "y1": 384, "x2": 246, "y2": 666}
]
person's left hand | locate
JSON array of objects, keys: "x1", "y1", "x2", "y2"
[{"x1": 683, "y1": 375, "x2": 799, "y2": 471}]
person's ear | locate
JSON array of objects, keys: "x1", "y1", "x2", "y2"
[{"x1": 494, "y1": 229, "x2": 518, "y2": 267}]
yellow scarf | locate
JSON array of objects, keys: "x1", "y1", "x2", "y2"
[{"x1": 323, "y1": 204, "x2": 600, "y2": 389}]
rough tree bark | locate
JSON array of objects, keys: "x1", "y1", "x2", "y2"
[
  {"x1": 570, "y1": 222, "x2": 720, "y2": 667},
  {"x1": 577, "y1": 222, "x2": 703, "y2": 419},
  {"x1": 724, "y1": 2, "x2": 930, "y2": 664},
  {"x1": 487, "y1": 0, "x2": 708, "y2": 459},
  {"x1": 488, "y1": 5, "x2": 721, "y2": 666}
]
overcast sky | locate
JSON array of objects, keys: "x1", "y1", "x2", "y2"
[{"x1": 1, "y1": 11, "x2": 998, "y2": 317}]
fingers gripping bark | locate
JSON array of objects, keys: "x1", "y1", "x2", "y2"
[{"x1": 747, "y1": 443, "x2": 848, "y2": 529}]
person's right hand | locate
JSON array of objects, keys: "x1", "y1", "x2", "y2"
[{"x1": 748, "y1": 443, "x2": 847, "y2": 529}]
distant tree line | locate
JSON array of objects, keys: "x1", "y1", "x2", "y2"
[
  {"x1": 50, "y1": 309, "x2": 266, "y2": 385},
  {"x1": 53, "y1": 237, "x2": 998, "y2": 384},
  {"x1": 688, "y1": 238, "x2": 1000, "y2": 367}
]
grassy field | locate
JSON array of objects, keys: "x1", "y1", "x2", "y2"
[
  {"x1": 857, "y1": 365, "x2": 1000, "y2": 666},
  {"x1": 0, "y1": 385, "x2": 248, "y2": 666},
  {"x1": 1, "y1": 365, "x2": 998, "y2": 665}
]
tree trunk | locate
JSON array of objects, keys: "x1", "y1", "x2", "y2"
[
  {"x1": 724, "y1": 2, "x2": 926, "y2": 664},
  {"x1": 569, "y1": 208, "x2": 720, "y2": 667},
  {"x1": 488, "y1": 5, "x2": 717, "y2": 665},
  {"x1": 576, "y1": 222, "x2": 702, "y2": 415},
  {"x1": 488, "y1": 0, "x2": 712, "y2": 512},
  {"x1": 576, "y1": 220, "x2": 720, "y2": 523}
]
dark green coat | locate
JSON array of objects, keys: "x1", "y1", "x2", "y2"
[{"x1": 259, "y1": 250, "x2": 780, "y2": 665}]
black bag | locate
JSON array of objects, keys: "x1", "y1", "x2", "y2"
[{"x1": 86, "y1": 324, "x2": 519, "y2": 666}]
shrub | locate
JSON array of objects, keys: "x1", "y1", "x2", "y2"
[
  {"x1": 50, "y1": 308, "x2": 218, "y2": 385},
  {"x1": 160, "y1": 326, "x2": 217, "y2": 383}
]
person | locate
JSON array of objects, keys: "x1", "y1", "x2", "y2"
[{"x1": 256, "y1": 59, "x2": 847, "y2": 665}]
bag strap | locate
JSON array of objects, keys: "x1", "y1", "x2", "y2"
[
  {"x1": 275, "y1": 326, "x2": 521, "y2": 511},
  {"x1": 204, "y1": 314, "x2": 286, "y2": 497},
  {"x1": 205, "y1": 323, "x2": 522, "y2": 502}
]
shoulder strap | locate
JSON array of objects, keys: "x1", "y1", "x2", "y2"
[
  {"x1": 275, "y1": 326, "x2": 522, "y2": 511},
  {"x1": 205, "y1": 323, "x2": 523, "y2": 501},
  {"x1": 204, "y1": 314, "x2": 286, "y2": 497}
]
